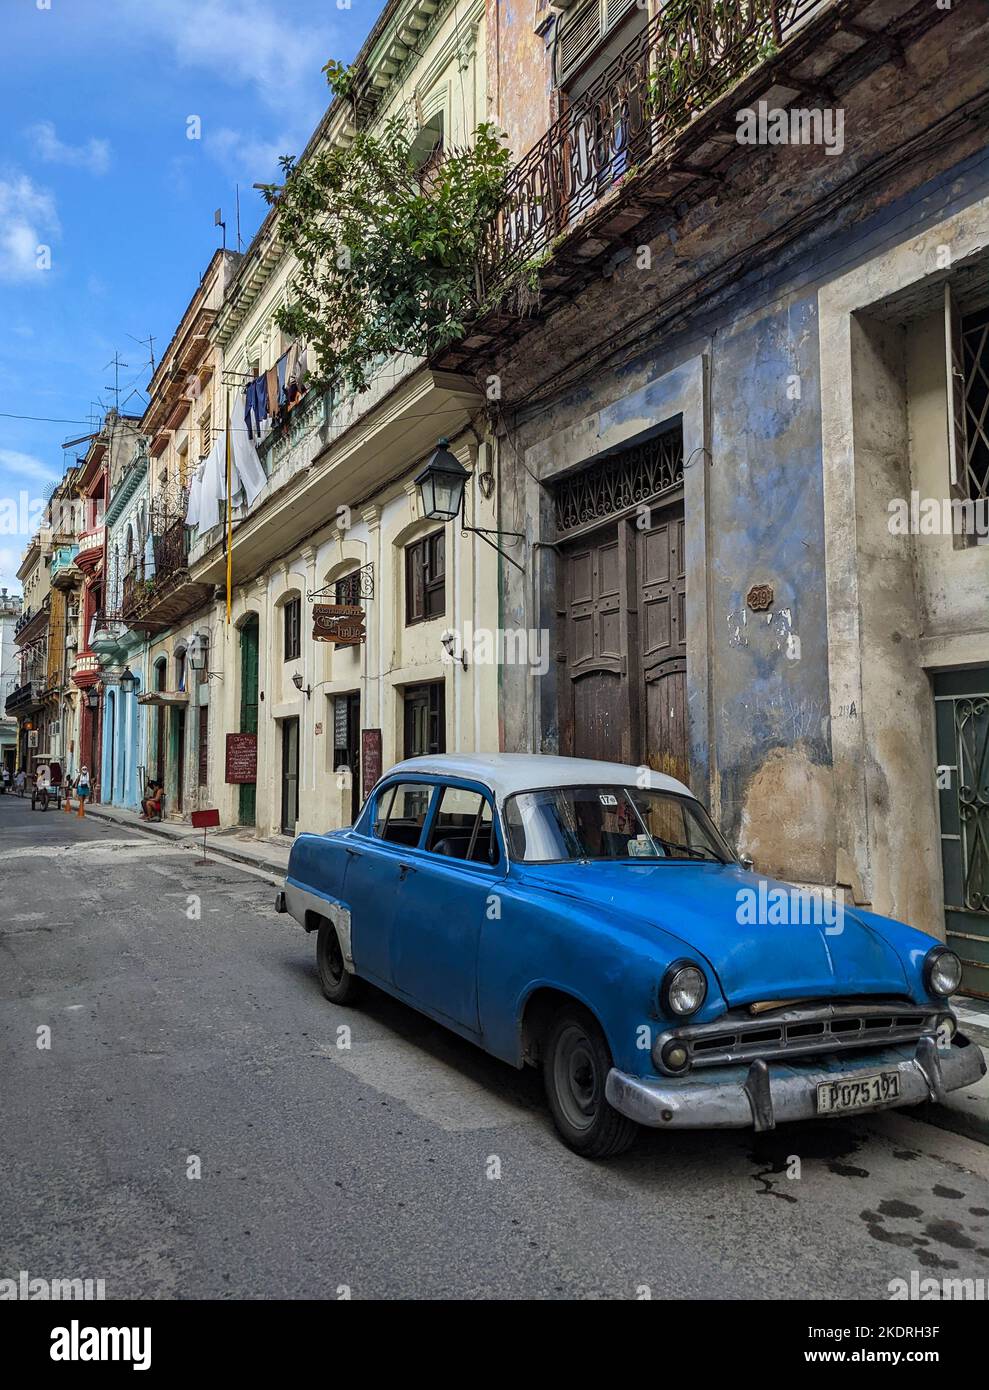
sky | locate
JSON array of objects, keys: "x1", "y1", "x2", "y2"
[{"x1": 0, "y1": 0, "x2": 378, "y2": 592}]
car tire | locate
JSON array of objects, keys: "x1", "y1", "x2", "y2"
[
  {"x1": 543, "y1": 1005, "x2": 638, "y2": 1158},
  {"x1": 315, "y1": 920, "x2": 365, "y2": 1005}
]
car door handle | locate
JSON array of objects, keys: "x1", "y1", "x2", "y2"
[
  {"x1": 345, "y1": 846, "x2": 362, "y2": 858},
  {"x1": 398, "y1": 862, "x2": 416, "y2": 879}
]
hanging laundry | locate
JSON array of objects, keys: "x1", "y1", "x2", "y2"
[
  {"x1": 244, "y1": 373, "x2": 269, "y2": 439},
  {"x1": 196, "y1": 432, "x2": 226, "y2": 532},
  {"x1": 185, "y1": 457, "x2": 206, "y2": 529},
  {"x1": 265, "y1": 364, "x2": 279, "y2": 417},
  {"x1": 229, "y1": 390, "x2": 268, "y2": 507}
]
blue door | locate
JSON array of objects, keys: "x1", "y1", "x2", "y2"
[
  {"x1": 391, "y1": 783, "x2": 505, "y2": 1033},
  {"x1": 346, "y1": 780, "x2": 436, "y2": 986}
]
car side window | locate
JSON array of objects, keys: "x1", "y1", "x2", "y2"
[
  {"x1": 373, "y1": 782, "x2": 433, "y2": 847},
  {"x1": 426, "y1": 786, "x2": 498, "y2": 865}
]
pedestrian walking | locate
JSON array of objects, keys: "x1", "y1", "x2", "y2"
[
  {"x1": 75, "y1": 765, "x2": 91, "y2": 818},
  {"x1": 14, "y1": 767, "x2": 26, "y2": 796},
  {"x1": 32, "y1": 763, "x2": 51, "y2": 812},
  {"x1": 1, "y1": 765, "x2": 10, "y2": 794}
]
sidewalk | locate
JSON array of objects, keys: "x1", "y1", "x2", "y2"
[
  {"x1": 904, "y1": 997, "x2": 989, "y2": 1147},
  {"x1": 81, "y1": 801, "x2": 291, "y2": 879}
]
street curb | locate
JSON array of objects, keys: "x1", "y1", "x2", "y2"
[
  {"x1": 902, "y1": 1097, "x2": 989, "y2": 1148},
  {"x1": 83, "y1": 805, "x2": 287, "y2": 882}
]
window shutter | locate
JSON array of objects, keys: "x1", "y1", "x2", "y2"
[
  {"x1": 558, "y1": 0, "x2": 601, "y2": 85},
  {"x1": 604, "y1": 0, "x2": 636, "y2": 33}
]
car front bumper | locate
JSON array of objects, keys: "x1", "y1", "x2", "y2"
[{"x1": 605, "y1": 1033, "x2": 986, "y2": 1132}]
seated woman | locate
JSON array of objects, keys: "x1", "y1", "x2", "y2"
[{"x1": 140, "y1": 781, "x2": 163, "y2": 821}]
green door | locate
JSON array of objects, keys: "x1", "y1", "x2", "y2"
[
  {"x1": 935, "y1": 667, "x2": 989, "y2": 999},
  {"x1": 239, "y1": 617, "x2": 259, "y2": 826}
]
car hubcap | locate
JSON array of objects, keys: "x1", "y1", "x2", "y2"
[{"x1": 554, "y1": 1024, "x2": 600, "y2": 1132}]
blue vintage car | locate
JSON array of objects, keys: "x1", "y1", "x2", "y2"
[{"x1": 277, "y1": 753, "x2": 985, "y2": 1157}]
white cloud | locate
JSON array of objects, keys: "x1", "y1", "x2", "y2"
[
  {"x1": 0, "y1": 173, "x2": 59, "y2": 282},
  {"x1": 28, "y1": 121, "x2": 111, "y2": 176},
  {"x1": 204, "y1": 127, "x2": 297, "y2": 181},
  {"x1": 0, "y1": 547, "x2": 24, "y2": 589},
  {"x1": 111, "y1": 0, "x2": 339, "y2": 113},
  {"x1": 0, "y1": 449, "x2": 58, "y2": 484}
]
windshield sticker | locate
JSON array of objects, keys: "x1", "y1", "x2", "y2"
[{"x1": 599, "y1": 794, "x2": 618, "y2": 806}]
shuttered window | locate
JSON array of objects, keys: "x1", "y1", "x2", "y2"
[{"x1": 557, "y1": 0, "x2": 641, "y2": 87}]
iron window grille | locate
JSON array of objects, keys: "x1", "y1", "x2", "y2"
[{"x1": 553, "y1": 427, "x2": 684, "y2": 534}]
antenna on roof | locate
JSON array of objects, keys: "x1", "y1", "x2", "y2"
[
  {"x1": 214, "y1": 206, "x2": 226, "y2": 250},
  {"x1": 103, "y1": 353, "x2": 129, "y2": 410},
  {"x1": 235, "y1": 184, "x2": 243, "y2": 253}
]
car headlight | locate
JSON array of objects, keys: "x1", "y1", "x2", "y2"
[
  {"x1": 924, "y1": 947, "x2": 962, "y2": 998},
  {"x1": 661, "y1": 960, "x2": 707, "y2": 1017}
]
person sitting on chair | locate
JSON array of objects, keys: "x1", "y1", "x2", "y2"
[{"x1": 140, "y1": 780, "x2": 163, "y2": 821}]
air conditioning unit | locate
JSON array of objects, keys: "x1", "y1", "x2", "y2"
[{"x1": 67, "y1": 605, "x2": 79, "y2": 620}]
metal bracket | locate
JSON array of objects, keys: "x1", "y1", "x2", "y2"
[{"x1": 307, "y1": 561, "x2": 374, "y2": 604}]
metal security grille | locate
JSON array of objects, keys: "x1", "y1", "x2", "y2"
[
  {"x1": 935, "y1": 669, "x2": 989, "y2": 999},
  {"x1": 961, "y1": 307, "x2": 989, "y2": 506},
  {"x1": 553, "y1": 428, "x2": 683, "y2": 535}
]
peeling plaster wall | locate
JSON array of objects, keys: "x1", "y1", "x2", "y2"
[
  {"x1": 485, "y1": 0, "x2": 557, "y2": 160},
  {"x1": 494, "y1": 153, "x2": 989, "y2": 912}
]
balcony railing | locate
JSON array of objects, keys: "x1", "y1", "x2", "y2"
[
  {"x1": 152, "y1": 516, "x2": 190, "y2": 575},
  {"x1": 481, "y1": 0, "x2": 825, "y2": 288}
]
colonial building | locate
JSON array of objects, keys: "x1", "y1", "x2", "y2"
[
  {"x1": 183, "y1": 0, "x2": 497, "y2": 839},
  {"x1": 438, "y1": 0, "x2": 989, "y2": 992},
  {"x1": 0, "y1": 588, "x2": 24, "y2": 773}
]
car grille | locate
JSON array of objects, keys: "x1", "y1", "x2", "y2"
[{"x1": 659, "y1": 1001, "x2": 943, "y2": 1073}]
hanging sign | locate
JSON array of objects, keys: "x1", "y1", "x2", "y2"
[
  {"x1": 225, "y1": 732, "x2": 257, "y2": 783},
  {"x1": 313, "y1": 603, "x2": 365, "y2": 646},
  {"x1": 361, "y1": 728, "x2": 382, "y2": 801}
]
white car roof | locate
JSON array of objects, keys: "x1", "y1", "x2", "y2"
[{"x1": 384, "y1": 753, "x2": 693, "y2": 805}]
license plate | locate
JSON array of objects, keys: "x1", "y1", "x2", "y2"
[{"x1": 816, "y1": 1070, "x2": 901, "y2": 1114}]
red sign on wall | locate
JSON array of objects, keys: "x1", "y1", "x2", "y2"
[
  {"x1": 361, "y1": 728, "x2": 382, "y2": 802},
  {"x1": 225, "y1": 733, "x2": 257, "y2": 784}
]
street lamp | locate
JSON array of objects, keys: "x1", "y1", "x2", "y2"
[
  {"x1": 291, "y1": 671, "x2": 312, "y2": 700},
  {"x1": 414, "y1": 439, "x2": 471, "y2": 521},
  {"x1": 414, "y1": 439, "x2": 525, "y2": 572},
  {"x1": 85, "y1": 687, "x2": 100, "y2": 710},
  {"x1": 119, "y1": 667, "x2": 137, "y2": 694}
]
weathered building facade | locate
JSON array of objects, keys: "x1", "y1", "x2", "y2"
[
  {"x1": 185, "y1": 0, "x2": 498, "y2": 840},
  {"x1": 439, "y1": 0, "x2": 989, "y2": 992}
]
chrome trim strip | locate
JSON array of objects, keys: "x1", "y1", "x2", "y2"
[{"x1": 283, "y1": 881, "x2": 356, "y2": 973}]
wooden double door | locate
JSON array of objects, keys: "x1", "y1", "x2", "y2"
[{"x1": 559, "y1": 500, "x2": 688, "y2": 784}]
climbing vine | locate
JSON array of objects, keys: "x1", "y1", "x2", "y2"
[{"x1": 265, "y1": 111, "x2": 512, "y2": 395}]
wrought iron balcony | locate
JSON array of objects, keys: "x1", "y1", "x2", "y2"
[{"x1": 481, "y1": 0, "x2": 826, "y2": 289}]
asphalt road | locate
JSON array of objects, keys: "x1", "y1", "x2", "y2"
[{"x1": 3, "y1": 791, "x2": 989, "y2": 1300}]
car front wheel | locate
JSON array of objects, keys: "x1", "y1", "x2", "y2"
[
  {"x1": 315, "y1": 920, "x2": 365, "y2": 1005},
  {"x1": 543, "y1": 1006, "x2": 638, "y2": 1158}
]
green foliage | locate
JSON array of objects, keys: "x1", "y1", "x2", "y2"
[
  {"x1": 266, "y1": 117, "x2": 511, "y2": 395},
  {"x1": 321, "y1": 59, "x2": 355, "y2": 101}
]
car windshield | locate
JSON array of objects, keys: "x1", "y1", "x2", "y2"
[{"x1": 503, "y1": 785, "x2": 733, "y2": 864}]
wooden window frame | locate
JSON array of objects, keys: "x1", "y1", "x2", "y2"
[
  {"x1": 405, "y1": 531, "x2": 445, "y2": 626},
  {"x1": 284, "y1": 595, "x2": 302, "y2": 662}
]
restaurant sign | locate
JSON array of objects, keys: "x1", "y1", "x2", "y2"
[
  {"x1": 225, "y1": 732, "x2": 258, "y2": 784},
  {"x1": 313, "y1": 603, "x2": 365, "y2": 646}
]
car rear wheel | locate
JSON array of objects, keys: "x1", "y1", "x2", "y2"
[
  {"x1": 542, "y1": 1006, "x2": 638, "y2": 1158},
  {"x1": 316, "y1": 920, "x2": 364, "y2": 1005}
]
